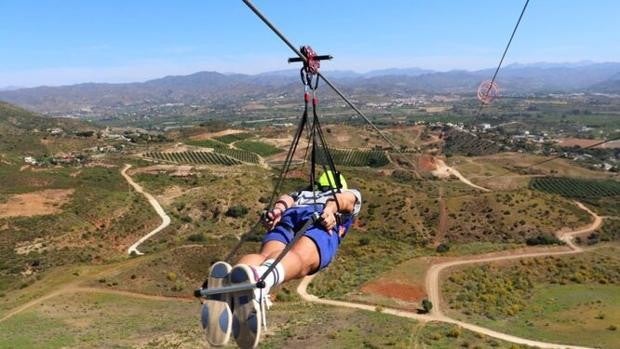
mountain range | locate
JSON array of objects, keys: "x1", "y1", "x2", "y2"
[{"x1": 1, "y1": 62, "x2": 619, "y2": 116}]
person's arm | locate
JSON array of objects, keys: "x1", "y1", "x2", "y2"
[
  {"x1": 320, "y1": 191, "x2": 358, "y2": 232},
  {"x1": 262, "y1": 194, "x2": 295, "y2": 229}
]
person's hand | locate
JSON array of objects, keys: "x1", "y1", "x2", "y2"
[
  {"x1": 320, "y1": 208, "x2": 338, "y2": 233},
  {"x1": 261, "y1": 207, "x2": 283, "y2": 229}
]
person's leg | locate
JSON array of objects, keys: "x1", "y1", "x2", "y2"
[
  {"x1": 270, "y1": 236, "x2": 320, "y2": 281},
  {"x1": 238, "y1": 240, "x2": 286, "y2": 266},
  {"x1": 233, "y1": 235, "x2": 320, "y2": 292}
]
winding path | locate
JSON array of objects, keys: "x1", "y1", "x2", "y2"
[
  {"x1": 121, "y1": 164, "x2": 171, "y2": 255},
  {"x1": 432, "y1": 158, "x2": 491, "y2": 192},
  {"x1": 298, "y1": 201, "x2": 603, "y2": 349}
]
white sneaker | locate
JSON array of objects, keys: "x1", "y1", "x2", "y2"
[
  {"x1": 201, "y1": 261, "x2": 232, "y2": 347},
  {"x1": 230, "y1": 264, "x2": 262, "y2": 349}
]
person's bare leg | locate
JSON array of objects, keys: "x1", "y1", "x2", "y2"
[
  {"x1": 238, "y1": 240, "x2": 285, "y2": 266},
  {"x1": 237, "y1": 236, "x2": 320, "y2": 281},
  {"x1": 260, "y1": 236, "x2": 320, "y2": 282}
]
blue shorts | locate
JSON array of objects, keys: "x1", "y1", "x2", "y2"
[{"x1": 262, "y1": 205, "x2": 353, "y2": 273}]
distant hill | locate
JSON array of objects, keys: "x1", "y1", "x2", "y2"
[
  {"x1": 0, "y1": 101, "x2": 86, "y2": 133},
  {"x1": 0, "y1": 101, "x2": 98, "y2": 158},
  {"x1": 1, "y1": 62, "x2": 619, "y2": 117},
  {"x1": 0, "y1": 101, "x2": 56, "y2": 133},
  {"x1": 590, "y1": 72, "x2": 620, "y2": 93}
]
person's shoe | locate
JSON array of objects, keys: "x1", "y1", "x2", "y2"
[
  {"x1": 201, "y1": 261, "x2": 232, "y2": 347},
  {"x1": 230, "y1": 264, "x2": 262, "y2": 349}
]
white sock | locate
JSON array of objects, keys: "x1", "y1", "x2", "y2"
[{"x1": 255, "y1": 259, "x2": 285, "y2": 297}]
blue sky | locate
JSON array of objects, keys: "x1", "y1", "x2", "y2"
[{"x1": 0, "y1": 0, "x2": 618, "y2": 87}]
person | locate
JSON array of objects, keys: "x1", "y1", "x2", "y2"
[{"x1": 201, "y1": 171, "x2": 362, "y2": 348}]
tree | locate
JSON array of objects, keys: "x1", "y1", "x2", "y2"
[{"x1": 421, "y1": 299, "x2": 433, "y2": 314}]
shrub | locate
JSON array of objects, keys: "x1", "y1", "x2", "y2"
[
  {"x1": 421, "y1": 299, "x2": 433, "y2": 313},
  {"x1": 391, "y1": 169, "x2": 413, "y2": 182},
  {"x1": 171, "y1": 281, "x2": 185, "y2": 292},
  {"x1": 525, "y1": 234, "x2": 561, "y2": 246},
  {"x1": 187, "y1": 233, "x2": 206, "y2": 242},
  {"x1": 226, "y1": 205, "x2": 249, "y2": 218},
  {"x1": 436, "y1": 243, "x2": 450, "y2": 253},
  {"x1": 446, "y1": 327, "x2": 461, "y2": 338},
  {"x1": 166, "y1": 272, "x2": 177, "y2": 282}
]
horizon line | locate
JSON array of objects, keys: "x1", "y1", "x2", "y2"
[{"x1": 2, "y1": 59, "x2": 619, "y2": 90}]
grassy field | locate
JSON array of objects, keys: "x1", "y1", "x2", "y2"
[
  {"x1": 0, "y1": 164, "x2": 160, "y2": 297},
  {"x1": 443, "y1": 246, "x2": 620, "y2": 349},
  {"x1": 0, "y1": 292, "x2": 201, "y2": 349},
  {"x1": 235, "y1": 139, "x2": 282, "y2": 157},
  {"x1": 0, "y1": 288, "x2": 534, "y2": 349},
  {"x1": 185, "y1": 138, "x2": 228, "y2": 149},
  {"x1": 444, "y1": 188, "x2": 591, "y2": 244},
  {"x1": 265, "y1": 303, "x2": 535, "y2": 349},
  {"x1": 127, "y1": 165, "x2": 273, "y2": 255},
  {"x1": 585, "y1": 218, "x2": 620, "y2": 244}
]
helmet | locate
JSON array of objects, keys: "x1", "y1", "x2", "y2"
[{"x1": 317, "y1": 170, "x2": 348, "y2": 190}]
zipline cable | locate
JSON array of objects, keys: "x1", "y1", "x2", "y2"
[
  {"x1": 477, "y1": 0, "x2": 530, "y2": 114},
  {"x1": 241, "y1": 0, "x2": 399, "y2": 150}
]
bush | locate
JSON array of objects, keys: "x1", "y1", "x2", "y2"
[
  {"x1": 75, "y1": 130, "x2": 95, "y2": 137},
  {"x1": 391, "y1": 169, "x2": 413, "y2": 182},
  {"x1": 525, "y1": 234, "x2": 561, "y2": 246},
  {"x1": 446, "y1": 327, "x2": 461, "y2": 338},
  {"x1": 421, "y1": 299, "x2": 433, "y2": 313},
  {"x1": 166, "y1": 272, "x2": 177, "y2": 282},
  {"x1": 436, "y1": 243, "x2": 450, "y2": 253},
  {"x1": 187, "y1": 233, "x2": 206, "y2": 242},
  {"x1": 226, "y1": 205, "x2": 249, "y2": 218}
]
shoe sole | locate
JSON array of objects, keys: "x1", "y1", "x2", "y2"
[
  {"x1": 230, "y1": 264, "x2": 262, "y2": 349},
  {"x1": 201, "y1": 261, "x2": 232, "y2": 347}
]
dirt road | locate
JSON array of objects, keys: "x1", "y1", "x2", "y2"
[
  {"x1": 433, "y1": 159, "x2": 491, "y2": 192},
  {"x1": 298, "y1": 200, "x2": 602, "y2": 349},
  {"x1": 121, "y1": 164, "x2": 172, "y2": 255}
]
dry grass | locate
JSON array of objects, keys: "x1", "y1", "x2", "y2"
[{"x1": 0, "y1": 189, "x2": 74, "y2": 218}]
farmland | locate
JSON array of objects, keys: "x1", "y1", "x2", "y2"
[
  {"x1": 443, "y1": 129, "x2": 501, "y2": 156},
  {"x1": 529, "y1": 176, "x2": 620, "y2": 199},
  {"x1": 235, "y1": 139, "x2": 282, "y2": 157},
  {"x1": 185, "y1": 138, "x2": 228, "y2": 149},
  {"x1": 215, "y1": 148, "x2": 260, "y2": 163},
  {"x1": 316, "y1": 147, "x2": 390, "y2": 167},
  {"x1": 144, "y1": 151, "x2": 242, "y2": 165},
  {"x1": 213, "y1": 132, "x2": 253, "y2": 144}
]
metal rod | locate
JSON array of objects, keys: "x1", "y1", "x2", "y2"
[
  {"x1": 196, "y1": 282, "x2": 257, "y2": 297},
  {"x1": 288, "y1": 55, "x2": 333, "y2": 63}
]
